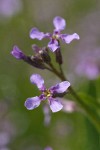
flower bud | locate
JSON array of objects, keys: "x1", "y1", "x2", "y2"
[
  {"x1": 24, "y1": 56, "x2": 46, "y2": 69},
  {"x1": 39, "y1": 47, "x2": 51, "y2": 64},
  {"x1": 11, "y1": 46, "x2": 26, "y2": 59},
  {"x1": 55, "y1": 47, "x2": 63, "y2": 65}
]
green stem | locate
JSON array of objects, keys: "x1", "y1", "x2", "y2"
[{"x1": 49, "y1": 63, "x2": 100, "y2": 133}]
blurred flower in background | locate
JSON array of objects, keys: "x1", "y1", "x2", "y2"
[
  {"x1": 62, "y1": 99, "x2": 78, "y2": 113},
  {"x1": 0, "y1": 103, "x2": 16, "y2": 150},
  {"x1": 0, "y1": 0, "x2": 23, "y2": 20},
  {"x1": 44, "y1": 146, "x2": 53, "y2": 150},
  {"x1": 75, "y1": 49, "x2": 100, "y2": 80},
  {"x1": 43, "y1": 104, "x2": 51, "y2": 126}
]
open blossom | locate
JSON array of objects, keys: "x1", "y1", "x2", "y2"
[
  {"x1": 24, "y1": 74, "x2": 70, "y2": 112},
  {"x1": 30, "y1": 16, "x2": 80, "y2": 52}
]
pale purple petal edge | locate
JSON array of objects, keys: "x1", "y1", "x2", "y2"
[
  {"x1": 49, "y1": 97, "x2": 63, "y2": 112},
  {"x1": 30, "y1": 74, "x2": 45, "y2": 91},
  {"x1": 30, "y1": 27, "x2": 45, "y2": 40},
  {"x1": 24, "y1": 96, "x2": 41, "y2": 110},
  {"x1": 53, "y1": 16, "x2": 66, "y2": 31}
]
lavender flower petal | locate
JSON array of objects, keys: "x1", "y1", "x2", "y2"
[
  {"x1": 61, "y1": 33, "x2": 80, "y2": 44},
  {"x1": 30, "y1": 74, "x2": 45, "y2": 91},
  {"x1": 53, "y1": 16, "x2": 66, "y2": 31},
  {"x1": 24, "y1": 96, "x2": 41, "y2": 110},
  {"x1": 48, "y1": 39, "x2": 59, "y2": 52},
  {"x1": 50, "y1": 81, "x2": 70, "y2": 93},
  {"x1": 30, "y1": 27, "x2": 45, "y2": 40},
  {"x1": 44, "y1": 33, "x2": 52, "y2": 38},
  {"x1": 11, "y1": 45, "x2": 25, "y2": 59},
  {"x1": 49, "y1": 97, "x2": 63, "y2": 112}
]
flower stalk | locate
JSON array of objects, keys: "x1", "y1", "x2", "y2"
[
  {"x1": 11, "y1": 16, "x2": 100, "y2": 133},
  {"x1": 48, "y1": 63, "x2": 100, "y2": 133}
]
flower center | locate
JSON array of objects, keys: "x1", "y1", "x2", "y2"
[
  {"x1": 43, "y1": 89, "x2": 51, "y2": 97},
  {"x1": 52, "y1": 34, "x2": 59, "y2": 40}
]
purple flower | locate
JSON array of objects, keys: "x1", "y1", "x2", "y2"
[
  {"x1": 30, "y1": 16, "x2": 80, "y2": 52},
  {"x1": 11, "y1": 46, "x2": 25, "y2": 59},
  {"x1": 44, "y1": 147, "x2": 53, "y2": 150},
  {"x1": 75, "y1": 50, "x2": 100, "y2": 80},
  {"x1": 43, "y1": 104, "x2": 51, "y2": 126},
  {"x1": 0, "y1": 0, "x2": 22, "y2": 18},
  {"x1": 24, "y1": 74, "x2": 70, "y2": 112}
]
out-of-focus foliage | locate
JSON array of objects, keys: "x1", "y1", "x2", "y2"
[{"x1": 0, "y1": 0, "x2": 100, "y2": 150}]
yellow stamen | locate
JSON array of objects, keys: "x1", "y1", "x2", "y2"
[
  {"x1": 52, "y1": 34, "x2": 59, "y2": 40},
  {"x1": 43, "y1": 89, "x2": 51, "y2": 97}
]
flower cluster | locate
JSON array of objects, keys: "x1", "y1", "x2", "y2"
[
  {"x1": 10, "y1": 15, "x2": 100, "y2": 149},
  {"x1": 11, "y1": 16, "x2": 79, "y2": 113},
  {"x1": 11, "y1": 45, "x2": 50, "y2": 69},
  {"x1": 11, "y1": 16, "x2": 80, "y2": 68}
]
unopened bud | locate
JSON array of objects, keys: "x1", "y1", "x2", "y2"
[
  {"x1": 55, "y1": 48, "x2": 63, "y2": 65},
  {"x1": 23, "y1": 56, "x2": 46, "y2": 69},
  {"x1": 11, "y1": 46, "x2": 26, "y2": 60},
  {"x1": 32, "y1": 45, "x2": 51, "y2": 64},
  {"x1": 40, "y1": 47, "x2": 51, "y2": 64}
]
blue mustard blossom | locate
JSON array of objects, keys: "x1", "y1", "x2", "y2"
[
  {"x1": 24, "y1": 74, "x2": 70, "y2": 112},
  {"x1": 30, "y1": 16, "x2": 80, "y2": 52}
]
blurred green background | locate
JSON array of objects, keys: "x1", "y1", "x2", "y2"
[{"x1": 0, "y1": 0, "x2": 100, "y2": 150}]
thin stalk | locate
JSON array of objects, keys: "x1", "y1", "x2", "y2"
[
  {"x1": 49, "y1": 63, "x2": 100, "y2": 133},
  {"x1": 49, "y1": 63, "x2": 61, "y2": 78},
  {"x1": 45, "y1": 66, "x2": 53, "y2": 72}
]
